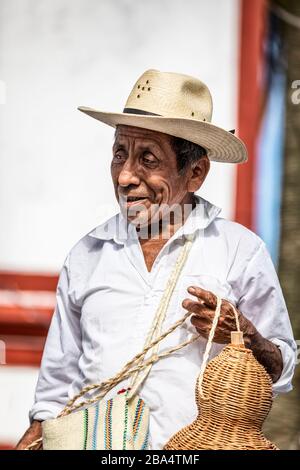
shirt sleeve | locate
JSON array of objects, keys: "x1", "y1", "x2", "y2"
[
  {"x1": 29, "y1": 254, "x2": 82, "y2": 422},
  {"x1": 236, "y1": 241, "x2": 296, "y2": 395}
]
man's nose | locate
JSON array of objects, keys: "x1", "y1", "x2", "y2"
[{"x1": 118, "y1": 161, "x2": 140, "y2": 187}]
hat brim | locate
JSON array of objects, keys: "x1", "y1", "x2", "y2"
[{"x1": 78, "y1": 106, "x2": 247, "y2": 164}]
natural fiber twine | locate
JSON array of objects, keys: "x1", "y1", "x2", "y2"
[{"x1": 164, "y1": 342, "x2": 278, "y2": 450}]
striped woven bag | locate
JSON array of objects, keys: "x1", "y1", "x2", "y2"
[
  {"x1": 42, "y1": 392, "x2": 150, "y2": 450},
  {"x1": 27, "y1": 234, "x2": 199, "y2": 450}
]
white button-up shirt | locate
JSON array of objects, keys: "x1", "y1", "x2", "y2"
[{"x1": 30, "y1": 197, "x2": 296, "y2": 449}]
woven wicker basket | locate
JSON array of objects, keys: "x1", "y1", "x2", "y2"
[{"x1": 164, "y1": 336, "x2": 278, "y2": 450}]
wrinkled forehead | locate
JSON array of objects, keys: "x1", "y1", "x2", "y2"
[{"x1": 114, "y1": 124, "x2": 172, "y2": 149}]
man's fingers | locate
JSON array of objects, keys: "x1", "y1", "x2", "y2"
[
  {"x1": 187, "y1": 286, "x2": 217, "y2": 308},
  {"x1": 182, "y1": 298, "x2": 214, "y2": 320},
  {"x1": 190, "y1": 315, "x2": 211, "y2": 339},
  {"x1": 183, "y1": 289, "x2": 237, "y2": 344},
  {"x1": 182, "y1": 298, "x2": 205, "y2": 314},
  {"x1": 190, "y1": 314, "x2": 211, "y2": 327}
]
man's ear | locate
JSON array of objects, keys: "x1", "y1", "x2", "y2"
[{"x1": 187, "y1": 156, "x2": 210, "y2": 192}]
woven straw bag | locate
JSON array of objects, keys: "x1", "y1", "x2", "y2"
[
  {"x1": 41, "y1": 393, "x2": 149, "y2": 450},
  {"x1": 164, "y1": 297, "x2": 278, "y2": 450},
  {"x1": 26, "y1": 234, "x2": 198, "y2": 450}
]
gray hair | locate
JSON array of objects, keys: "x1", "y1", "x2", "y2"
[{"x1": 170, "y1": 136, "x2": 207, "y2": 174}]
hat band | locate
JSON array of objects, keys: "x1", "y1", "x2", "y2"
[
  {"x1": 123, "y1": 107, "x2": 161, "y2": 116},
  {"x1": 122, "y1": 108, "x2": 236, "y2": 135}
]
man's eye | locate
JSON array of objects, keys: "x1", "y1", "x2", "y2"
[
  {"x1": 142, "y1": 153, "x2": 156, "y2": 164},
  {"x1": 113, "y1": 153, "x2": 125, "y2": 161}
]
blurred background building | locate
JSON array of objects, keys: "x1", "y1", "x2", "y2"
[{"x1": 0, "y1": 0, "x2": 299, "y2": 449}]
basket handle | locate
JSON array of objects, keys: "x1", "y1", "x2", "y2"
[{"x1": 197, "y1": 295, "x2": 243, "y2": 398}]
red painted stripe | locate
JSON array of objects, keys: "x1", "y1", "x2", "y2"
[
  {"x1": 0, "y1": 273, "x2": 57, "y2": 366},
  {"x1": 0, "y1": 272, "x2": 58, "y2": 292},
  {"x1": 0, "y1": 443, "x2": 15, "y2": 450},
  {"x1": 235, "y1": 0, "x2": 267, "y2": 229},
  {"x1": 1, "y1": 335, "x2": 45, "y2": 366},
  {"x1": 0, "y1": 305, "x2": 53, "y2": 336},
  {"x1": 5, "y1": 349, "x2": 43, "y2": 367}
]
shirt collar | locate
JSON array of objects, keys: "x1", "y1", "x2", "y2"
[{"x1": 88, "y1": 196, "x2": 221, "y2": 244}]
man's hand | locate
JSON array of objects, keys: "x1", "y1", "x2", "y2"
[
  {"x1": 15, "y1": 420, "x2": 42, "y2": 450},
  {"x1": 183, "y1": 286, "x2": 256, "y2": 345},
  {"x1": 183, "y1": 286, "x2": 283, "y2": 383}
]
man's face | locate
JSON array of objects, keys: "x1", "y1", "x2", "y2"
[{"x1": 111, "y1": 125, "x2": 208, "y2": 227}]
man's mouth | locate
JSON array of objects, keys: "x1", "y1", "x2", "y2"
[
  {"x1": 119, "y1": 194, "x2": 150, "y2": 207},
  {"x1": 124, "y1": 196, "x2": 148, "y2": 207},
  {"x1": 126, "y1": 196, "x2": 146, "y2": 201}
]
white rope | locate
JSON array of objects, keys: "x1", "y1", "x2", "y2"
[
  {"x1": 196, "y1": 298, "x2": 242, "y2": 398},
  {"x1": 197, "y1": 296, "x2": 223, "y2": 398},
  {"x1": 231, "y1": 302, "x2": 241, "y2": 332}
]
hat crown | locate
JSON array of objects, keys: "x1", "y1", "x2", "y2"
[
  {"x1": 78, "y1": 69, "x2": 248, "y2": 163},
  {"x1": 124, "y1": 69, "x2": 213, "y2": 123}
]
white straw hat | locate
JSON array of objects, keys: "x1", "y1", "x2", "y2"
[{"x1": 78, "y1": 69, "x2": 247, "y2": 164}]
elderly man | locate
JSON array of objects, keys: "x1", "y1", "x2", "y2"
[{"x1": 17, "y1": 70, "x2": 295, "y2": 450}]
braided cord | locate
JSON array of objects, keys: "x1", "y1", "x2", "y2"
[
  {"x1": 128, "y1": 234, "x2": 195, "y2": 398},
  {"x1": 197, "y1": 296, "x2": 222, "y2": 398},
  {"x1": 60, "y1": 309, "x2": 199, "y2": 416},
  {"x1": 231, "y1": 303, "x2": 241, "y2": 332}
]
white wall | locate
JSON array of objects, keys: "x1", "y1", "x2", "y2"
[
  {"x1": 0, "y1": 0, "x2": 241, "y2": 446},
  {"x1": 0, "y1": 367, "x2": 39, "y2": 445},
  {"x1": 0, "y1": 0, "x2": 240, "y2": 271}
]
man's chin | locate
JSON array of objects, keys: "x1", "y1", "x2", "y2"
[
  {"x1": 122, "y1": 207, "x2": 161, "y2": 232},
  {"x1": 125, "y1": 211, "x2": 152, "y2": 228},
  {"x1": 119, "y1": 201, "x2": 151, "y2": 224}
]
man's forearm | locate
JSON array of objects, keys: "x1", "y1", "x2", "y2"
[
  {"x1": 15, "y1": 420, "x2": 42, "y2": 450},
  {"x1": 246, "y1": 328, "x2": 283, "y2": 383}
]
